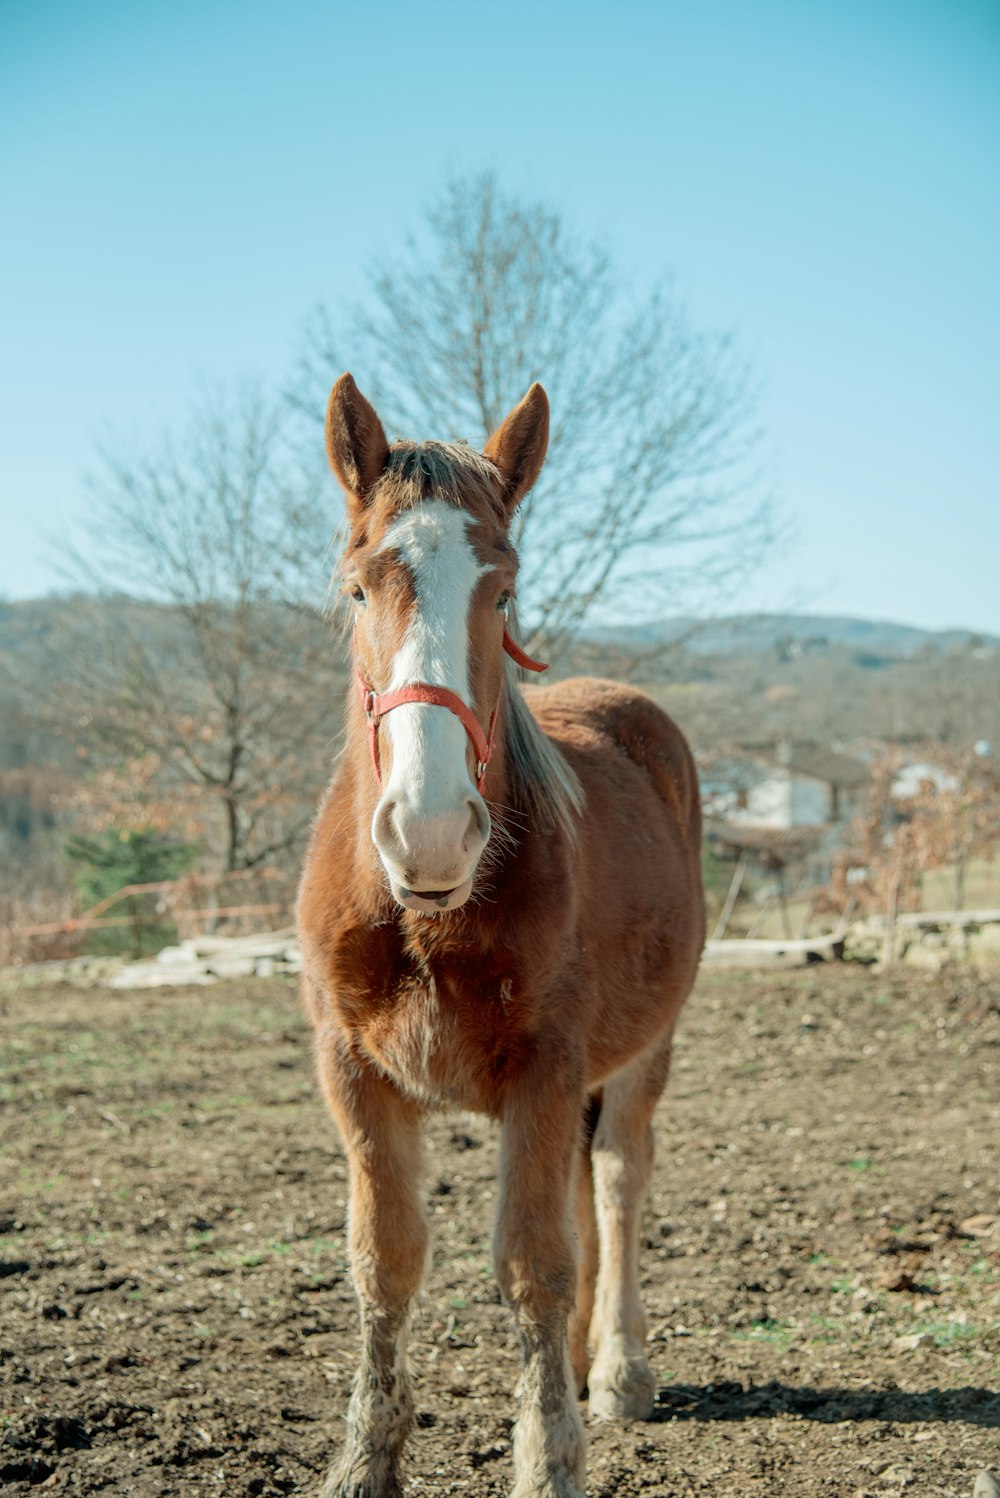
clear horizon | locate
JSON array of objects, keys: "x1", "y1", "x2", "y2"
[{"x1": 2, "y1": 0, "x2": 998, "y2": 634}]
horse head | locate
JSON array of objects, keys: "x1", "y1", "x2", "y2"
[{"x1": 325, "y1": 373, "x2": 549, "y2": 914}]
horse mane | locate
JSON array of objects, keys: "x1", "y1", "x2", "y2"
[
  {"x1": 500, "y1": 605, "x2": 584, "y2": 845},
  {"x1": 372, "y1": 440, "x2": 508, "y2": 524}
]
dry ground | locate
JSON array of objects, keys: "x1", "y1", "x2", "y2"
[{"x1": 1, "y1": 965, "x2": 997, "y2": 1497}]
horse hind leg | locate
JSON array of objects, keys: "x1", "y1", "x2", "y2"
[
  {"x1": 587, "y1": 1033, "x2": 673, "y2": 1422},
  {"x1": 568, "y1": 1094, "x2": 600, "y2": 1396}
]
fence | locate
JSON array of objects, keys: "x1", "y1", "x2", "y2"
[{"x1": 18, "y1": 866, "x2": 294, "y2": 960}]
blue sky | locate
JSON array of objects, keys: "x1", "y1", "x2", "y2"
[{"x1": 2, "y1": 0, "x2": 998, "y2": 631}]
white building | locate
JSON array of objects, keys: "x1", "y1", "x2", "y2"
[{"x1": 704, "y1": 742, "x2": 870, "y2": 831}]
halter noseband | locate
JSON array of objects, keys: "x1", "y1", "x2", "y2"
[{"x1": 354, "y1": 627, "x2": 547, "y2": 793}]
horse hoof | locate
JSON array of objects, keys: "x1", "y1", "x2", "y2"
[
  {"x1": 510, "y1": 1477, "x2": 584, "y2": 1498},
  {"x1": 321, "y1": 1454, "x2": 404, "y2": 1498},
  {"x1": 322, "y1": 1481, "x2": 403, "y2": 1498},
  {"x1": 973, "y1": 1474, "x2": 1000, "y2": 1498},
  {"x1": 588, "y1": 1354, "x2": 655, "y2": 1421}
]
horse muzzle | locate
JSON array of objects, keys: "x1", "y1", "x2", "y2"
[{"x1": 372, "y1": 796, "x2": 490, "y2": 914}]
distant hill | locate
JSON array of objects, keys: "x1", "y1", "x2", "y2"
[
  {"x1": 0, "y1": 595, "x2": 182, "y2": 660},
  {"x1": 3, "y1": 597, "x2": 997, "y2": 670},
  {"x1": 583, "y1": 613, "x2": 1000, "y2": 660}
]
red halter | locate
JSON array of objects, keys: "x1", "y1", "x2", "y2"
[{"x1": 355, "y1": 626, "x2": 547, "y2": 793}]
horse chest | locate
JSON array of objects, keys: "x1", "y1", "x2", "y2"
[{"x1": 356, "y1": 967, "x2": 522, "y2": 1112}]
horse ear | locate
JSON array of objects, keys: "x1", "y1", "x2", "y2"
[
  {"x1": 325, "y1": 373, "x2": 390, "y2": 513},
  {"x1": 483, "y1": 383, "x2": 549, "y2": 513}
]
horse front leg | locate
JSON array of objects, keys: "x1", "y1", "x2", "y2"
[
  {"x1": 494, "y1": 1058, "x2": 587, "y2": 1498},
  {"x1": 316, "y1": 1037, "x2": 428, "y2": 1498}
]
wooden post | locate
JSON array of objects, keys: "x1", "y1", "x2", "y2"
[
  {"x1": 746, "y1": 889, "x2": 777, "y2": 939},
  {"x1": 834, "y1": 896, "x2": 857, "y2": 939},
  {"x1": 712, "y1": 852, "x2": 748, "y2": 940},
  {"x1": 882, "y1": 872, "x2": 899, "y2": 967},
  {"x1": 796, "y1": 896, "x2": 817, "y2": 940},
  {"x1": 778, "y1": 868, "x2": 792, "y2": 939},
  {"x1": 882, "y1": 824, "x2": 911, "y2": 967}
]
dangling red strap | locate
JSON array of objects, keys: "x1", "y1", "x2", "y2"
[{"x1": 502, "y1": 626, "x2": 548, "y2": 672}]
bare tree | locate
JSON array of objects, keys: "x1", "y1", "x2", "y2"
[
  {"x1": 907, "y1": 745, "x2": 1000, "y2": 910},
  {"x1": 38, "y1": 389, "x2": 343, "y2": 873},
  {"x1": 828, "y1": 742, "x2": 1000, "y2": 936},
  {"x1": 291, "y1": 173, "x2": 775, "y2": 656}
]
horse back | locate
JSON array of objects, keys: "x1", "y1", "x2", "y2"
[{"x1": 526, "y1": 676, "x2": 701, "y2": 847}]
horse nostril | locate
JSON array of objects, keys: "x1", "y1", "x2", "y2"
[
  {"x1": 372, "y1": 798, "x2": 401, "y2": 857},
  {"x1": 468, "y1": 798, "x2": 491, "y2": 845}
]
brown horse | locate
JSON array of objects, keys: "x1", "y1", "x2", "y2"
[{"x1": 297, "y1": 374, "x2": 705, "y2": 1498}]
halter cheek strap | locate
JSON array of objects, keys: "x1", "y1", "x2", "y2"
[{"x1": 355, "y1": 626, "x2": 547, "y2": 793}]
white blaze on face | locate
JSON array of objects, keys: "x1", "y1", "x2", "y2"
[{"x1": 372, "y1": 502, "x2": 490, "y2": 905}]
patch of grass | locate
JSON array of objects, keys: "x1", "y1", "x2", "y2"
[
  {"x1": 927, "y1": 1321, "x2": 979, "y2": 1347},
  {"x1": 732, "y1": 1317, "x2": 794, "y2": 1345},
  {"x1": 809, "y1": 1315, "x2": 842, "y2": 1344},
  {"x1": 308, "y1": 1237, "x2": 341, "y2": 1257},
  {"x1": 202, "y1": 1094, "x2": 254, "y2": 1113}
]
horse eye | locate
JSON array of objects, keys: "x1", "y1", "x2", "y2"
[
  {"x1": 497, "y1": 592, "x2": 510, "y2": 612},
  {"x1": 349, "y1": 584, "x2": 366, "y2": 605}
]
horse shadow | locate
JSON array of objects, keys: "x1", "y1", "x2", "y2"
[{"x1": 651, "y1": 1380, "x2": 1000, "y2": 1428}]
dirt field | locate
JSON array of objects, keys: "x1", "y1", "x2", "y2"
[{"x1": 1, "y1": 964, "x2": 997, "y2": 1496}]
